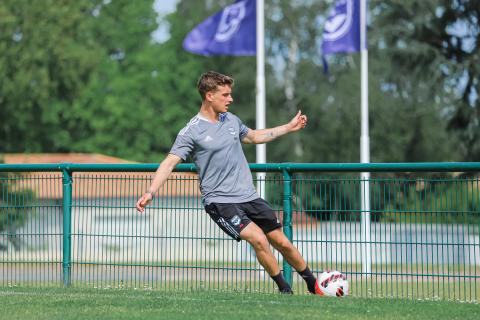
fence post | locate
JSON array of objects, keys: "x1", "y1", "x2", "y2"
[
  {"x1": 361, "y1": 172, "x2": 371, "y2": 278},
  {"x1": 282, "y1": 169, "x2": 293, "y2": 285},
  {"x1": 62, "y1": 168, "x2": 72, "y2": 287}
]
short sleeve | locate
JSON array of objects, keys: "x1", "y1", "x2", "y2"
[
  {"x1": 234, "y1": 114, "x2": 250, "y2": 139},
  {"x1": 170, "y1": 131, "x2": 194, "y2": 161}
]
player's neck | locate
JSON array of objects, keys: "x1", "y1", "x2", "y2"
[{"x1": 199, "y1": 104, "x2": 220, "y2": 123}]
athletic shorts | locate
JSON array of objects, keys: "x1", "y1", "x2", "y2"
[{"x1": 204, "y1": 198, "x2": 282, "y2": 242}]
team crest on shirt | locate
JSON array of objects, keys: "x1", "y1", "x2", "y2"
[{"x1": 228, "y1": 127, "x2": 236, "y2": 135}]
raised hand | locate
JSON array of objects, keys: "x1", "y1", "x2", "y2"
[{"x1": 287, "y1": 110, "x2": 308, "y2": 132}]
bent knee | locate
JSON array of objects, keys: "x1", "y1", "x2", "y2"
[
  {"x1": 247, "y1": 234, "x2": 270, "y2": 250},
  {"x1": 275, "y1": 239, "x2": 295, "y2": 252}
]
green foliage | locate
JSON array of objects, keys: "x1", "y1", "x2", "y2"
[
  {"x1": 382, "y1": 176, "x2": 480, "y2": 224},
  {"x1": 262, "y1": 0, "x2": 460, "y2": 164},
  {"x1": 371, "y1": 0, "x2": 480, "y2": 160},
  {"x1": 0, "y1": 0, "x2": 193, "y2": 162},
  {"x1": 0, "y1": 187, "x2": 34, "y2": 232},
  {"x1": 0, "y1": 157, "x2": 36, "y2": 245},
  {"x1": 287, "y1": 172, "x2": 480, "y2": 224},
  {"x1": 0, "y1": 0, "x2": 104, "y2": 153},
  {"x1": 292, "y1": 174, "x2": 382, "y2": 222},
  {"x1": 0, "y1": 0, "x2": 473, "y2": 163}
]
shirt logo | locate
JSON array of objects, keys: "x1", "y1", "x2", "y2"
[
  {"x1": 228, "y1": 127, "x2": 236, "y2": 135},
  {"x1": 230, "y1": 215, "x2": 241, "y2": 226},
  {"x1": 204, "y1": 135, "x2": 213, "y2": 142}
]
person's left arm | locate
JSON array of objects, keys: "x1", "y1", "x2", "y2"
[{"x1": 242, "y1": 111, "x2": 308, "y2": 144}]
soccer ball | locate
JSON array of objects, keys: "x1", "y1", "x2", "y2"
[{"x1": 317, "y1": 270, "x2": 349, "y2": 297}]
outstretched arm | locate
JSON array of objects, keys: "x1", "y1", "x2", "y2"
[
  {"x1": 135, "y1": 153, "x2": 183, "y2": 213},
  {"x1": 242, "y1": 111, "x2": 308, "y2": 144}
]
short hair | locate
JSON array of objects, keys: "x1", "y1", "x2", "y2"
[{"x1": 197, "y1": 71, "x2": 234, "y2": 100}]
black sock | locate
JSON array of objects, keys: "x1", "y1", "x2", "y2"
[
  {"x1": 298, "y1": 266, "x2": 317, "y2": 294},
  {"x1": 271, "y1": 272, "x2": 292, "y2": 293}
]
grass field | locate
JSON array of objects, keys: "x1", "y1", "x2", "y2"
[{"x1": 1, "y1": 287, "x2": 478, "y2": 320}]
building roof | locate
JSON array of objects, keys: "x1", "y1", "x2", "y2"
[
  {"x1": 2, "y1": 153, "x2": 199, "y2": 199},
  {"x1": 3, "y1": 153, "x2": 136, "y2": 164}
]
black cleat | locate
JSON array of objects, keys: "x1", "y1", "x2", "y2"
[{"x1": 280, "y1": 288, "x2": 294, "y2": 294}]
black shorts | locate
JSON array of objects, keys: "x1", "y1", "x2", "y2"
[{"x1": 204, "y1": 198, "x2": 282, "y2": 242}]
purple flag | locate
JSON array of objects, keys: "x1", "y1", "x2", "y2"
[
  {"x1": 183, "y1": 0, "x2": 256, "y2": 56},
  {"x1": 322, "y1": 0, "x2": 362, "y2": 55}
]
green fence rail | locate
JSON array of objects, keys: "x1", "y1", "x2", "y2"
[{"x1": 0, "y1": 163, "x2": 479, "y2": 301}]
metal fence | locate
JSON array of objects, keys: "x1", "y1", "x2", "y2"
[{"x1": 1, "y1": 163, "x2": 479, "y2": 301}]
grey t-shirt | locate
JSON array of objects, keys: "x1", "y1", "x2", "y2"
[{"x1": 170, "y1": 112, "x2": 259, "y2": 205}]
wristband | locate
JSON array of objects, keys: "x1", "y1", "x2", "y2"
[{"x1": 146, "y1": 191, "x2": 155, "y2": 198}]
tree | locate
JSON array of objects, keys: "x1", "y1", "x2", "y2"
[
  {"x1": 371, "y1": 0, "x2": 480, "y2": 160},
  {"x1": 0, "y1": 157, "x2": 35, "y2": 251},
  {"x1": 0, "y1": 0, "x2": 467, "y2": 163},
  {"x1": 65, "y1": 0, "x2": 199, "y2": 161},
  {"x1": 0, "y1": 0, "x2": 104, "y2": 153},
  {"x1": 0, "y1": 0, "x2": 183, "y2": 162},
  {"x1": 263, "y1": 0, "x2": 460, "y2": 163}
]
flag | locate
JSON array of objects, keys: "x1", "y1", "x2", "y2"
[
  {"x1": 321, "y1": 0, "x2": 364, "y2": 72},
  {"x1": 183, "y1": 0, "x2": 256, "y2": 56}
]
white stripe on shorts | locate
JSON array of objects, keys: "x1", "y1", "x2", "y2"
[{"x1": 218, "y1": 217, "x2": 240, "y2": 238}]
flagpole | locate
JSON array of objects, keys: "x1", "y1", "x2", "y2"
[
  {"x1": 256, "y1": 0, "x2": 266, "y2": 198},
  {"x1": 360, "y1": 0, "x2": 371, "y2": 278}
]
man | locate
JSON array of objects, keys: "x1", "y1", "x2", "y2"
[{"x1": 136, "y1": 71, "x2": 323, "y2": 295}]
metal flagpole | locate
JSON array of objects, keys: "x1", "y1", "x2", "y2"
[
  {"x1": 256, "y1": 0, "x2": 266, "y2": 198},
  {"x1": 360, "y1": 0, "x2": 371, "y2": 277}
]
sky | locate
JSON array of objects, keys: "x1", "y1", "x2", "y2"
[
  {"x1": 152, "y1": 0, "x2": 179, "y2": 43},
  {"x1": 154, "y1": 0, "x2": 178, "y2": 15}
]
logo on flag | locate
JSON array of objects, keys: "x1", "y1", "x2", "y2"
[
  {"x1": 321, "y1": 0, "x2": 365, "y2": 72},
  {"x1": 215, "y1": 1, "x2": 247, "y2": 42},
  {"x1": 323, "y1": 0, "x2": 354, "y2": 42},
  {"x1": 183, "y1": 0, "x2": 256, "y2": 56},
  {"x1": 322, "y1": 0, "x2": 361, "y2": 55}
]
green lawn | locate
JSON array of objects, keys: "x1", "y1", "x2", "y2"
[{"x1": 1, "y1": 287, "x2": 479, "y2": 320}]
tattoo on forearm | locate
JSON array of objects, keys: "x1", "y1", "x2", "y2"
[
  {"x1": 263, "y1": 129, "x2": 276, "y2": 140},
  {"x1": 256, "y1": 126, "x2": 287, "y2": 143},
  {"x1": 263, "y1": 128, "x2": 278, "y2": 141}
]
